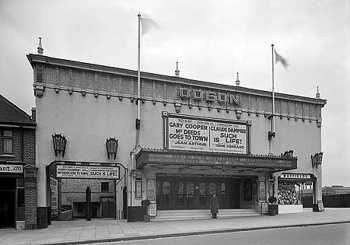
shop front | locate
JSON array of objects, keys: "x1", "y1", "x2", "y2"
[
  {"x1": 277, "y1": 172, "x2": 316, "y2": 213},
  {"x1": 0, "y1": 162, "x2": 36, "y2": 229}
]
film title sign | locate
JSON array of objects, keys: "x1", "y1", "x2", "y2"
[
  {"x1": 56, "y1": 165, "x2": 119, "y2": 179},
  {"x1": 167, "y1": 117, "x2": 247, "y2": 154},
  {"x1": 0, "y1": 164, "x2": 23, "y2": 174}
]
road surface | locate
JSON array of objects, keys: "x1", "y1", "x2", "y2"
[{"x1": 96, "y1": 223, "x2": 350, "y2": 245}]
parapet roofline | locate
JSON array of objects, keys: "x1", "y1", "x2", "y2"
[{"x1": 27, "y1": 53, "x2": 327, "y2": 106}]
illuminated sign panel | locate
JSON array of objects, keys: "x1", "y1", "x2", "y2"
[{"x1": 166, "y1": 116, "x2": 248, "y2": 154}]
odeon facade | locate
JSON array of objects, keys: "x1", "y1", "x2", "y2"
[{"x1": 27, "y1": 53, "x2": 326, "y2": 224}]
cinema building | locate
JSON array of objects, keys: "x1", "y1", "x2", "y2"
[{"x1": 27, "y1": 51, "x2": 326, "y2": 225}]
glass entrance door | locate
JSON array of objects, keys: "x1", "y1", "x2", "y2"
[{"x1": 156, "y1": 176, "x2": 242, "y2": 210}]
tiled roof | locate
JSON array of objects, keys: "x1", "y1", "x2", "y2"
[{"x1": 0, "y1": 94, "x2": 35, "y2": 126}]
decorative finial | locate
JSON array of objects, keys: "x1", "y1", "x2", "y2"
[
  {"x1": 37, "y1": 37, "x2": 44, "y2": 55},
  {"x1": 235, "y1": 72, "x2": 240, "y2": 86},
  {"x1": 175, "y1": 60, "x2": 180, "y2": 77},
  {"x1": 316, "y1": 85, "x2": 320, "y2": 99}
]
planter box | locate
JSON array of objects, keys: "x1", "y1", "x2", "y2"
[
  {"x1": 278, "y1": 204, "x2": 303, "y2": 214},
  {"x1": 268, "y1": 204, "x2": 278, "y2": 216},
  {"x1": 127, "y1": 206, "x2": 146, "y2": 222}
]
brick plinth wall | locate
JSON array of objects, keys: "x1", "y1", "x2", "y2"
[
  {"x1": 24, "y1": 168, "x2": 37, "y2": 229},
  {"x1": 23, "y1": 129, "x2": 37, "y2": 229}
]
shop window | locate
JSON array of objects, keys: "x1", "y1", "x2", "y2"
[
  {"x1": 1, "y1": 130, "x2": 13, "y2": 154},
  {"x1": 101, "y1": 182, "x2": 109, "y2": 193},
  {"x1": 278, "y1": 182, "x2": 300, "y2": 205}
]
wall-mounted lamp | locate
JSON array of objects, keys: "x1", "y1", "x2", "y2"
[
  {"x1": 106, "y1": 137, "x2": 118, "y2": 160},
  {"x1": 311, "y1": 152, "x2": 323, "y2": 168},
  {"x1": 52, "y1": 134, "x2": 67, "y2": 157}
]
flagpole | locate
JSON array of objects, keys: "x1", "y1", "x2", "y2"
[
  {"x1": 269, "y1": 43, "x2": 275, "y2": 154},
  {"x1": 272, "y1": 43, "x2": 275, "y2": 134},
  {"x1": 137, "y1": 13, "x2": 141, "y2": 129}
]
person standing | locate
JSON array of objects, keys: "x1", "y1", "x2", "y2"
[{"x1": 210, "y1": 193, "x2": 219, "y2": 218}]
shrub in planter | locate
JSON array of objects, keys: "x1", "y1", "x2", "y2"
[{"x1": 141, "y1": 200, "x2": 151, "y2": 206}]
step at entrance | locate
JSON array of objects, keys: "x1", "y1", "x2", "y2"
[{"x1": 153, "y1": 209, "x2": 259, "y2": 221}]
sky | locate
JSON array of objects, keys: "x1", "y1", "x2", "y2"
[{"x1": 0, "y1": 0, "x2": 349, "y2": 186}]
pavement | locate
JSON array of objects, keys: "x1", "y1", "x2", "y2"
[{"x1": 1, "y1": 208, "x2": 350, "y2": 245}]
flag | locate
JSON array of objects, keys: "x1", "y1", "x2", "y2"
[
  {"x1": 140, "y1": 15, "x2": 159, "y2": 35},
  {"x1": 274, "y1": 50, "x2": 288, "y2": 68}
]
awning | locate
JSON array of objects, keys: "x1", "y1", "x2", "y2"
[{"x1": 136, "y1": 148, "x2": 297, "y2": 172}]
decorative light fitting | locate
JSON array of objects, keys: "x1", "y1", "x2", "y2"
[
  {"x1": 106, "y1": 137, "x2": 118, "y2": 160},
  {"x1": 52, "y1": 134, "x2": 67, "y2": 157}
]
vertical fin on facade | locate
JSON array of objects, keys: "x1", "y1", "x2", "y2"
[
  {"x1": 316, "y1": 85, "x2": 320, "y2": 99},
  {"x1": 175, "y1": 60, "x2": 180, "y2": 77},
  {"x1": 37, "y1": 37, "x2": 44, "y2": 55},
  {"x1": 235, "y1": 72, "x2": 240, "y2": 86}
]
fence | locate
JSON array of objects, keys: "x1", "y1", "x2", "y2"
[{"x1": 302, "y1": 194, "x2": 350, "y2": 208}]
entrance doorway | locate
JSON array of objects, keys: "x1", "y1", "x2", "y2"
[
  {"x1": 0, "y1": 178, "x2": 16, "y2": 228},
  {"x1": 156, "y1": 176, "x2": 241, "y2": 210}
]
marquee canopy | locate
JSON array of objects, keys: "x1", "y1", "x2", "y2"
[{"x1": 136, "y1": 148, "x2": 297, "y2": 173}]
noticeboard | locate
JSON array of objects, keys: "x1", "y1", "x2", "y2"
[
  {"x1": 165, "y1": 115, "x2": 249, "y2": 154},
  {"x1": 56, "y1": 165, "x2": 120, "y2": 179}
]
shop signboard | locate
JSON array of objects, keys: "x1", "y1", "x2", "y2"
[
  {"x1": 166, "y1": 116, "x2": 248, "y2": 154},
  {"x1": 0, "y1": 164, "x2": 23, "y2": 174},
  {"x1": 280, "y1": 173, "x2": 312, "y2": 180},
  {"x1": 56, "y1": 165, "x2": 119, "y2": 179}
]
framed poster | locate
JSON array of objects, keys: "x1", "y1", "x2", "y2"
[
  {"x1": 147, "y1": 179, "x2": 156, "y2": 201},
  {"x1": 135, "y1": 177, "x2": 142, "y2": 199}
]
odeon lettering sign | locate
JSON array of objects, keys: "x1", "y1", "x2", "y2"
[
  {"x1": 178, "y1": 88, "x2": 240, "y2": 106},
  {"x1": 164, "y1": 114, "x2": 249, "y2": 154}
]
